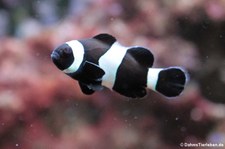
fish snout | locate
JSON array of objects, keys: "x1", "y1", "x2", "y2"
[
  {"x1": 51, "y1": 44, "x2": 74, "y2": 70},
  {"x1": 51, "y1": 51, "x2": 60, "y2": 63},
  {"x1": 51, "y1": 51, "x2": 65, "y2": 70}
]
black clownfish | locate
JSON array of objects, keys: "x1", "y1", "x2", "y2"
[{"x1": 51, "y1": 33, "x2": 189, "y2": 98}]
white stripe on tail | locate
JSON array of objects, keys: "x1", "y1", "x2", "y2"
[{"x1": 147, "y1": 68, "x2": 163, "y2": 90}]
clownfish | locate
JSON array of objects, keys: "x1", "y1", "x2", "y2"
[{"x1": 51, "y1": 33, "x2": 188, "y2": 98}]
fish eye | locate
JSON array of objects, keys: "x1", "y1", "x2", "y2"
[
  {"x1": 61, "y1": 47, "x2": 72, "y2": 58},
  {"x1": 63, "y1": 47, "x2": 72, "y2": 54}
]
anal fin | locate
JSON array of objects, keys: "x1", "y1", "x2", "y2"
[{"x1": 114, "y1": 86, "x2": 147, "y2": 98}]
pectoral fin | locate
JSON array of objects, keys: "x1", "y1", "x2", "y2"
[
  {"x1": 82, "y1": 61, "x2": 105, "y2": 80},
  {"x1": 78, "y1": 81, "x2": 95, "y2": 95}
]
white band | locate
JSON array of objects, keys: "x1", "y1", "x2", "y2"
[
  {"x1": 147, "y1": 68, "x2": 163, "y2": 90},
  {"x1": 63, "y1": 40, "x2": 84, "y2": 73},
  {"x1": 99, "y1": 42, "x2": 128, "y2": 89}
]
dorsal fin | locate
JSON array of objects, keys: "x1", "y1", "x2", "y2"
[
  {"x1": 127, "y1": 47, "x2": 154, "y2": 68},
  {"x1": 93, "y1": 33, "x2": 116, "y2": 46}
]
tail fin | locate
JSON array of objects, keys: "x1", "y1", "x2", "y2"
[{"x1": 147, "y1": 67, "x2": 188, "y2": 97}]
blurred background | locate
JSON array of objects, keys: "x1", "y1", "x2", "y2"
[{"x1": 0, "y1": 0, "x2": 225, "y2": 148}]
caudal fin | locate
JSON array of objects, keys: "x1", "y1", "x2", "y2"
[{"x1": 147, "y1": 67, "x2": 188, "y2": 97}]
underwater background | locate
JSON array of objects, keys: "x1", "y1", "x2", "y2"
[{"x1": 0, "y1": 0, "x2": 225, "y2": 148}]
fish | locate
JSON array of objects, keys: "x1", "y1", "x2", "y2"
[{"x1": 51, "y1": 33, "x2": 189, "y2": 98}]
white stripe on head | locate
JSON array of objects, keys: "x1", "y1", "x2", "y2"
[
  {"x1": 63, "y1": 40, "x2": 84, "y2": 74},
  {"x1": 147, "y1": 68, "x2": 163, "y2": 90},
  {"x1": 99, "y1": 42, "x2": 128, "y2": 89}
]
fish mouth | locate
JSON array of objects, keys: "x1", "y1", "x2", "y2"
[
  {"x1": 51, "y1": 51, "x2": 60, "y2": 65},
  {"x1": 51, "y1": 51, "x2": 64, "y2": 70},
  {"x1": 51, "y1": 51, "x2": 60, "y2": 60}
]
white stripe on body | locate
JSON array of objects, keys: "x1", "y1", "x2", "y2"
[
  {"x1": 63, "y1": 40, "x2": 84, "y2": 74},
  {"x1": 99, "y1": 42, "x2": 128, "y2": 89},
  {"x1": 147, "y1": 68, "x2": 163, "y2": 90}
]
